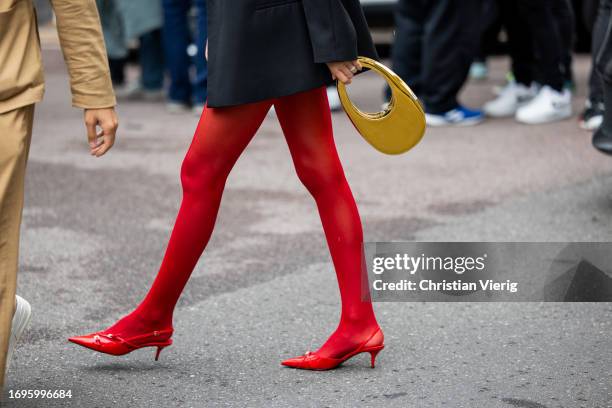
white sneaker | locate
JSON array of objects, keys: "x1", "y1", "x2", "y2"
[
  {"x1": 192, "y1": 103, "x2": 205, "y2": 117},
  {"x1": 483, "y1": 82, "x2": 537, "y2": 118},
  {"x1": 114, "y1": 81, "x2": 143, "y2": 100},
  {"x1": 6, "y1": 296, "x2": 31, "y2": 374},
  {"x1": 326, "y1": 86, "x2": 342, "y2": 112},
  {"x1": 166, "y1": 101, "x2": 191, "y2": 114},
  {"x1": 515, "y1": 85, "x2": 572, "y2": 124}
]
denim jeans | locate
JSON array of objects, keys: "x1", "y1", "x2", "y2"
[
  {"x1": 140, "y1": 29, "x2": 165, "y2": 91},
  {"x1": 162, "y1": 0, "x2": 208, "y2": 105}
]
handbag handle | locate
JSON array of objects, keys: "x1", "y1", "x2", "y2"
[{"x1": 336, "y1": 57, "x2": 426, "y2": 155}]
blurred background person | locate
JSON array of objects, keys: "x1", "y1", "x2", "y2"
[
  {"x1": 592, "y1": 0, "x2": 612, "y2": 154},
  {"x1": 162, "y1": 0, "x2": 208, "y2": 114},
  {"x1": 390, "y1": 0, "x2": 484, "y2": 127},
  {"x1": 483, "y1": 0, "x2": 575, "y2": 125},
  {"x1": 469, "y1": 0, "x2": 501, "y2": 81},
  {"x1": 511, "y1": 0, "x2": 573, "y2": 125},
  {"x1": 483, "y1": 0, "x2": 542, "y2": 119},
  {"x1": 96, "y1": 0, "x2": 165, "y2": 101},
  {"x1": 549, "y1": 0, "x2": 576, "y2": 91},
  {"x1": 581, "y1": 0, "x2": 606, "y2": 131}
]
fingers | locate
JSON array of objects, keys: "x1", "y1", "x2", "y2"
[
  {"x1": 85, "y1": 117, "x2": 98, "y2": 149},
  {"x1": 90, "y1": 131, "x2": 103, "y2": 156},
  {"x1": 92, "y1": 122, "x2": 117, "y2": 157},
  {"x1": 336, "y1": 62, "x2": 363, "y2": 84},
  {"x1": 346, "y1": 61, "x2": 361, "y2": 74},
  {"x1": 327, "y1": 61, "x2": 363, "y2": 84},
  {"x1": 91, "y1": 134, "x2": 114, "y2": 157},
  {"x1": 85, "y1": 109, "x2": 118, "y2": 157},
  {"x1": 335, "y1": 68, "x2": 350, "y2": 84}
]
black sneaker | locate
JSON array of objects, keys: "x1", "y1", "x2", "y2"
[
  {"x1": 579, "y1": 100, "x2": 605, "y2": 131},
  {"x1": 593, "y1": 127, "x2": 612, "y2": 155}
]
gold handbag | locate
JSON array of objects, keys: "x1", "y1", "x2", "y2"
[{"x1": 337, "y1": 57, "x2": 426, "y2": 155}]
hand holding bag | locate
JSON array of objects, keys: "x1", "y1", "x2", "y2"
[{"x1": 337, "y1": 57, "x2": 426, "y2": 155}]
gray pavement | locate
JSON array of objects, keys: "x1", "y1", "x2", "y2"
[{"x1": 2, "y1": 48, "x2": 612, "y2": 408}]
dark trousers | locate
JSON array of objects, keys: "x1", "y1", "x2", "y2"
[
  {"x1": 499, "y1": 0, "x2": 573, "y2": 91},
  {"x1": 162, "y1": 0, "x2": 208, "y2": 105},
  {"x1": 391, "y1": 0, "x2": 482, "y2": 114},
  {"x1": 475, "y1": 0, "x2": 503, "y2": 62},
  {"x1": 596, "y1": 0, "x2": 612, "y2": 84},
  {"x1": 594, "y1": 0, "x2": 612, "y2": 143},
  {"x1": 108, "y1": 29, "x2": 165, "y2": 90},
  {"x1": 499, "y1": 0, "x2": 534, "y2": 86},
  {"x1": 516, "y1": 0, "x2": 571, "y2": 91},
  {"x1": 553, "y1": 0, "x2": 575, "y2": 85},
  {"x1": 589, "y1": 0, "x2": 612, "y2": 103}
]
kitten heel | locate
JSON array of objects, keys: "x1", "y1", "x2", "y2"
[
  {"x1": 368, "y1": 347, "x2": 384, "y2": 368},
  {"x1": 155, "y1": 344, "x2": 169, "y2": 361}
]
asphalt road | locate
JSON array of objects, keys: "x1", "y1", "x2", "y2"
[{"x1": 2, "y1": 47, "x2": 611, "y2": 408}]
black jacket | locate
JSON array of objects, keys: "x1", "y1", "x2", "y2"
[{"x1": 206, "y1": 0, "x2": 378, "y2": 107}]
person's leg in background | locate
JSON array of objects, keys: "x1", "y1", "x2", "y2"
[
  {"x1": 108, "y1": 57, "x2": 127, "y2": 87},
  {"x1": 192, "y1": 0, "x2": 208, "y2": 112},
  {"x1": 515, "y1": 0, "x2": 572, "y2": 124},
  {"x1": 162, "y1": 0, "x2": 193, "y2": 112},
  {"x1": 582, "y1": 0, "x2": 605, "y2": 131},
  {"x1": 390, "y1": 0, "x2": 426, "y2": 102},
  {"x1": 517, "y1": 0, "x2": 565, "y2": 91},
  {"x1": 0, "y1": 105, "x2": 35, "y2": 389},
  {"x1": 274, "y1": 87, "x2": 380, "y2": 360},
  {"x1": 502, "y1": 0, "x2": 536, "y2": 88},
  {"x1": 593, "y1": 0, "x2": 612, "y2": 153},
  {"x1": 139, "y1": 28, "x2": 165, "y2": 101},
  {"x1": 484, "y1": 0, "x2": 539, "y2": 118},
  {"x1": 552, "y1": 0, "x2": 576, "y2": 89},
  {"x1": 422, "y1": 0, "x2": 484, "y2": 126},
  {"x1": 469, "y1": 0, "x2": 501, "y2": 81}
]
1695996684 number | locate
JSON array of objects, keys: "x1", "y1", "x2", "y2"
[{"x1": 8, "y1": 389, "x2": 72, "y2": 399}]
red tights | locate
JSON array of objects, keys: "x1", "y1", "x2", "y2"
[{"x1": 108, "y1": 87, "x2": 379, "y2": 358}]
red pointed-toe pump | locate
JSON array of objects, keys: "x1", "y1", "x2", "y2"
[
  {"x1": 68, "y1": 328, "x2": 174, "y2": 361},
  {"x1": 281, "y1": 328, "x2": 384, "y2": 371}
]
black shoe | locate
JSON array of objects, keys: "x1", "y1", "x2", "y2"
[{"x1": 593, "y1": 127, "x2": 612, "y2": 155}]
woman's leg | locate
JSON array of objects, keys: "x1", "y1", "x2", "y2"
[
  {"x1": 108, "y1": 101, "x2": 272, "y2": 337},
  {"x1": 274, "y1": 87, "x2": 379, "y2": 359}
]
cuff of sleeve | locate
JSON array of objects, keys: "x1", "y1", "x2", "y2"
[
  {"x1": 314, "y1": 49, "x2": 359, "y2": 64},
  {"x1": 72, "y1": 94, "x2": 117, "y2": 109}
]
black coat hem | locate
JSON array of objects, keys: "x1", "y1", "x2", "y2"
[{"x1": 207, "y1": 76, "x2": 335, "y2": 108}]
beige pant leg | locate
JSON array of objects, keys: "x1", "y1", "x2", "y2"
[{"x1": 0, "y1": 104, "x2": 34, "y2": 390}]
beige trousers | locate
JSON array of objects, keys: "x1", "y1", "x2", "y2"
[{"x1": 0, "y1": 104, "x2": 34, "y2": 390}]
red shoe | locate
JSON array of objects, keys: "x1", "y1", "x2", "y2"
[
  {"x1": 281, "y1": 328, "x2": 384, "y2": 371},
  {"x1": 68, "y1": 328, "x2": 173, "y2": 361}
]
